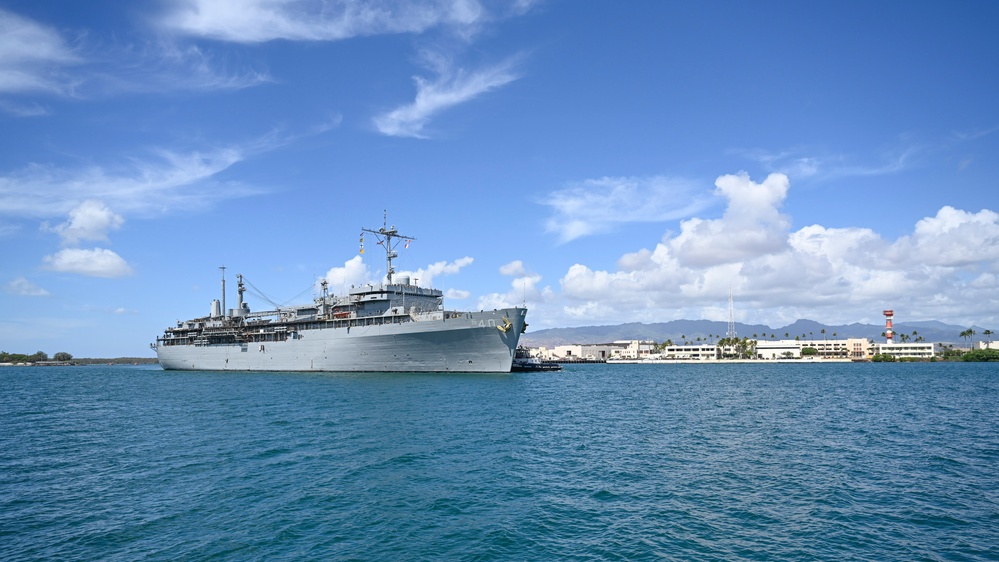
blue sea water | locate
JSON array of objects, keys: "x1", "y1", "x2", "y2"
[{"x1": 1, "y1": 362, "x2": 997, "y2": 561}]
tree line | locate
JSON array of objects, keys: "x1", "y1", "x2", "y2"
[{"x1": 0, "y1": 351, "x2": 72, "y2": 363}]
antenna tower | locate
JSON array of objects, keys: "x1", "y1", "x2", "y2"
[
  {"x1": 726, "y1": 287, "x2": 737, "y2": 339},
  {"x1": 361, "y1": 211, "x2": 415, "y2": 284}
]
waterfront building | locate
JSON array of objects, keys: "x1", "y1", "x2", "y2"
[
  {"x1": 657, "y1": 344, "x2": 720, "y2": 361},
  {"x1": 873, "y1": 342, "x2": 939, "y2": 360}
]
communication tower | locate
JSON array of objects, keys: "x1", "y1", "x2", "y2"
[{"x1": 726, "y1": 288, "x2": 737, "y2": 339}]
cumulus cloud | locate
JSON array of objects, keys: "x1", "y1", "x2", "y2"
[
  {"x1": 43, "y1": 248, "x2": 133, "y2": 278},
  {"x1": 373, "y1": 54, "x2": 520, "y2": 138},
  {"x1": 499, "y1": 260, "x2": 526, "y2": 276},
  {"x1": 47, "y1": 200, "x2": 124, "y2": 245},
  {"x1": 398, "y1": 256, "x2": 474, "y2": 287},
  {"x1": 548, "y1": 172, "x2": 999, "y2": 328},
  {"x1": 478, "y1": 259, "x2": 550, "y2": 311},
  {"x1": 323, "y1": 255, "x2": 373, "y2": 292},
  {"x1": 542, "y1": 175, "x2": 715, "y2": 243},
  {"x1": 321, "y1": 254, "x2": 474, "y2": 293},
  {"x1": 669, "y1": 172, "x2": 790, "y2": 266},
  {"x1": 445, "y1": 288, "x2": 470, "y2": 300},
  {"x1": 6, "y1": 276, "x2": 49, "y2": 296}
]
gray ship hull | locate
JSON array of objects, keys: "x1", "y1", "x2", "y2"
[{"x1": 157, "y1": 308, "x2": 525, "y2": 373}]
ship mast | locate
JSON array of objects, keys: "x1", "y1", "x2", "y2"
[
  {"x1": 220, "y1": 265, "x2": 226, "y2": 319},
  {"x1": 361, "y1": 212, "x2": 415, "y2": 284}
]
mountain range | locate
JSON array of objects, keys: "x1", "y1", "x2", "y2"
[{"x1": 520, "y1": 319, "x2": 989, "y2": 348}]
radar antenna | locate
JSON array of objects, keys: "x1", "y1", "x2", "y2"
[{"x1": 361, "y1": 211, "x2": 415, "y2": 284}]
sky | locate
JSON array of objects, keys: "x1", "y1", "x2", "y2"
[{"x1": 2, "y1": 0, "x2": 998, "y2": 357}]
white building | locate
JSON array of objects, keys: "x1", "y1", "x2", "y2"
[
  {"x1": 657, "y1": 344, "x2": 719, "y2": 361},
  {"x1": 873, "y1": 342, "x2": 938, "y2": 360}
]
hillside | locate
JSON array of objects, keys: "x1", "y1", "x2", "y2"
[{"x1": 520, "y1": 319, "x2": 978, "y2": 347}]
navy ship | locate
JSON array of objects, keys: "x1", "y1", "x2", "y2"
[{"x1": 152, "y1": 218, "x2": 527, "y2": 372}]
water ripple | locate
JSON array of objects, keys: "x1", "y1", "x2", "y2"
[{"x1": 1, "y1": 363, "x2": 997, "y2": 560}]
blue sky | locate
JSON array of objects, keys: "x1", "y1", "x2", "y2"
[{"x1": 2, "y1": 0, "x2": 998, "y2": 357}]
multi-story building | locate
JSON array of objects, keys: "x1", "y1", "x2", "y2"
[{"x1": 873, "y1": 342, "x2": 939, "y2": 360}]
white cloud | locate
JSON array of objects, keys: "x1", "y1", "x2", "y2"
[
  {"x1": 478, "y1": 271, "x2": 549, "y2": 311},
  {"x1": 0, "y1": 8, "x2": 269, "y2": 116},
  {"x1": 544, "y1": 172, "x2": 999, "y2": 329},
  {"x1": 323, "y1": 255, "x2": 373, "y2": 292},
  {"x1": 47, "y1": 200, "x2": 124, "y2": 245},
  {"x1": 322, "y1": 254, "x2": 474, "y2": 293},
  {"x1": 542, "y1": 175, "x2": 715, "y2": 243},
  {"x1": 669, "y1": 172, "x2": 790, "y2": 266},
  {"x1": 161, "y1": 0, "x2": 493, "y2": 43},
  {"x1": 0, "y1": 144, "x2": 261, "y2": 220},
  {"x1": 899, "y1": 206, "x2": 999, "y2": 267},
  {"x1": 373, "y1": 54, "x2": 520, "y2": 138},
  {"x1": 499, "y1": 260, "x2": 526, "y2": 276},
  {"x1": 398, "y1": 256, "x2": 474, "y2": 287},
  {"x1": 736, "y1": 143, "x2": 920, "y2": 183},
  {"x1": 108, "y1": 40, "x2": 271, "y2": 94},
  {"x1": 43, "y1": 248, "x2": 133, "y2": 278},
  {"x1": 6, "y1": 276, "x2": 49, "y2": 296},
  {"x1": 445, "y1": 288, "x2": 470, "y2": 299},
  {"x1": 0, "y1": 9, "x2": 81, "y2": 96}
]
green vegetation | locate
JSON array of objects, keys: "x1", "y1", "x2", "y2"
[
  {"x1": 801, "y1": 347, "x2": 818, "y2": 356},
  {"x1": 0, "y1": 351, "x2": 53, "y2": 363},
  {"x1": 1, "y1": 351, "x2": 158, "y2": 365},
  {"x1": 961, "y1": 349, "x2": 999, "y2": 362},
  {"x1": 871, "y1": 353, "x2": 897, "y2": 362}
]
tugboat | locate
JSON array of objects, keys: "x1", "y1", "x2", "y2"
[{"x1": 510, "y1": 347, "x2": 562, "y2": 372}]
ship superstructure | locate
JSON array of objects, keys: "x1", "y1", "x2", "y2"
[{"x1": 152, "y1": 219, "x2": 527, "y2": 372}]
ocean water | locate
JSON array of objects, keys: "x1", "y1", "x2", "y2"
[{"x1": 1, "y1": 362, "x2": 997, "y2": 561}]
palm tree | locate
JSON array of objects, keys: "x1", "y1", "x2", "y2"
[
  {"x1": 959, "y1": 329, "x2": 976, "y2": 346},
  {"x1": 784, "y1": 332, "x2": 789, "y2": 339},
  {"x1": 984, "y1": 329, "x2": 994, "y2": 344}
]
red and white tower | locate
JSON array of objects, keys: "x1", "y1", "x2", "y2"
[{"x1": 884, "y1": 309, "x2": 894, "y2": 344}]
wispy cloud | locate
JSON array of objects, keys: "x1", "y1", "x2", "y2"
[
  {"x1": 373, "y1": 54, "x2": 521, "y2": 138},
  {"x1": 0, "y1": 123, "x2": 321, "y2": 220},
  {"x1": 541, "y1": 175, "x2": 715, "y2": 243},
  {"x1": 160, "y1": 0, "x2": 497, "y2": 43},
  {"x1": 6, "y1": 276, "x2": 50, "y2": 297},
  {"x1": 0, "y1": 8, "x2": 270, "y2": 115},
  {"x1": 0, "y1": 8, "x2": 82, "y2": 97},
  {"x1": 735, "y1": 143, "x2": 920, "y2": 181},
  {"x1": 99, "y1": 40, "x2": 271, "y2": 94},
  {"x1": 0, "y1": 146, "x2": 257, "y2": 219}
]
